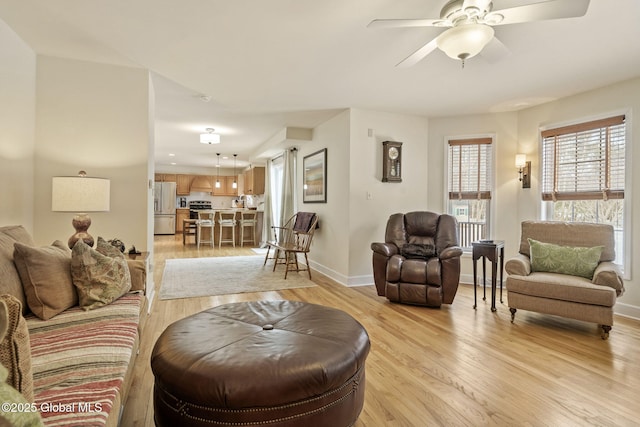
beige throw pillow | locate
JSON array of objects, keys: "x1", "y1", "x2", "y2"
[
  {"x1": 71, "y1": 237, "x2": 132, "y2": 310},
  {"x1": 0, "y1": 295, "x2": 34, "y2": 402},
  {"x1": 13, "y1": 240, "x2": 77, "y2": 320}
]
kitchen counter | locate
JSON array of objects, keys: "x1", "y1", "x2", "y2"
[{"x1": 188, "y1": 209, "x2": 263, "y2": 247}]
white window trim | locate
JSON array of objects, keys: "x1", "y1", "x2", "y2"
[
  {"x1": 538, "y1": 109, "x2": 632, "y2": 280},
  {"x1": 443, "y1": 133, "x2": 497, "y2": 252}
]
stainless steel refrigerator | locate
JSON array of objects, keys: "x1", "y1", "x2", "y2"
[{"x1": 154, "y1": 182, "x2": 177, "y2": 234}]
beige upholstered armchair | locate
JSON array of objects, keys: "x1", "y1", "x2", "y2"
[
  {"x1": 506, "y1": 221, "x2": 624, "y2": 339},
  {"x1": 371, "y1": 211, "x2": 462, "y2": 307}
]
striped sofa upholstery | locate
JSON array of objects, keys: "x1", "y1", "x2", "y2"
[{"x1": 27, "y1": 294, "x2": 143, "y2": 427}]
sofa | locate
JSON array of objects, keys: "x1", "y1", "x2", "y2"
[
  {"x1": 506, "y1": 221, "x2": 624, "y2": 339},
  {"x1": 371, "y1": 211, "x2": 463, "y2": 307},
  {"x1": 0, "y1": 225, "x2": 147, "y2": 426}
]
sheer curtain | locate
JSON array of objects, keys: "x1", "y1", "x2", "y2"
[{"x1": 262, "y1": 148, "x2": 297, "y2": 245}]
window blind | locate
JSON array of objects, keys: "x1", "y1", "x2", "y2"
[
  {"x1": 541, "y1": 115, "x2": 625, "y2": 201},
  {"x1": 448, "y1": 138, "x2": 492, "y2": 200}
]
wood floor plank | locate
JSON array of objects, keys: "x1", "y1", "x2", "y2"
[{"x1": 119, "y1": 235, "x2": 640, "y2": 427}]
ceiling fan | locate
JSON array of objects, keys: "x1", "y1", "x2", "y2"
[{"x1": 368, "y1": 0, "x2": 590, "y2": 67}]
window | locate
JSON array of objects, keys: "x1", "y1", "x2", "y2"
[
  {"x1": 541, "y1": 114, "x2": 626, "y2": 267},
  {"x1": 447, "y1": 137, "x2": 493, "y2": 249}
]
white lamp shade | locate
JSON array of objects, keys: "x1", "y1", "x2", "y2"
[
  {"x1": 200, "y1": 132, "x2": 221, "y2": 144},
  {"x1": 515, "y1": 154, "x2": 527, "y2": 168},
  {"x1": 52, "y1": 176, "x2": 110, "y2": 212},
  {"x1": 437, "y1": 23, "x2": 494, "y2": 60}
]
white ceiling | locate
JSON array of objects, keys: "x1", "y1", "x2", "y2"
[{"x1": 1, "y1": 0, "x2": 639, "y2": 169}]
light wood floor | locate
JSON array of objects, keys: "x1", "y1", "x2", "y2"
[{"x1": 120, "y1": 235, "x2": 640, "y2": 426}]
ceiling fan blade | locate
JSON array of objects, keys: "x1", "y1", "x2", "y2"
[
  {"x1": 480, "y1": 36, "x2": 511, "y2": 63},
  {"x1": 367, "y1": 18, "x2": 443, "y2": 29},
  {"x1": 492, "y1": 0, "x2": 590, "y2": 26},
  {"x1": 396, "y1": 37, "x2": 439, "y2": 68}
]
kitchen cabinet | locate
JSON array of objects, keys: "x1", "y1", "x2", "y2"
[
  {"x1": 211, "y1": 176, "x2": 238, "y2": 196},
  {"x1": 175, "y1": 208, "x2": 190, "y2": 233},
  {"x1": 155, "y1": 173, "x2": 177, "y2": 183},
  {"x1": 225, "y1": 175, "x2": 238, "y2": 196},
  {"x1": 243, "y1": 166, "x2": 265, "y2": 195},
  {"x1": 176, "y1": 174, "x2": 192, "y2": 195},
  {"x1": 190, "y1": 175, "x2": 213, "y2": 193}
]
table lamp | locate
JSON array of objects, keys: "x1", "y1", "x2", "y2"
[{"x1": 52, "y1": 171, "x2": 111, "y2": 249}]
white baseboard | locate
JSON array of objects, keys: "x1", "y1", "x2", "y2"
[
  {"x1": 461, "y1": 273, "x2": 639, "y2": 321},
  {"x1": 306, "y1": 261, "x2": 640, "y2": 320},
  {"x1": 614, "y1": 302, "x2": 640, "y2": 320}
]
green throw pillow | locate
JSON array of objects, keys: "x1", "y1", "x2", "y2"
[{"x1": 528, "y1": 238, "x2": 604, "y2": 280}]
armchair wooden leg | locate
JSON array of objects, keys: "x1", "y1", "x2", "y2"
[
  {"x1": 272, "y1": 249, "x2": 280, "y2": 272},
  {"x1": 601, "y1": 325, "x2": 611, "y2": 340},
  {"x1": 304, "y1": 253, "x2": 311, "y2": 280},
  {"x1": 509, "y1": 308, "x2": 517, "y2": 323},
  {"x1": 263, "y1": 247, "x2": 271, "y2": 266}
]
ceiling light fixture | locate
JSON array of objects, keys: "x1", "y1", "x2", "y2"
[
  {"x1": 232, "y1": 154, "x2": 238, "y2": 189},
  {"x1": 436, "y1": 23, "x2": 494, "y2": 67},
  {"x1": 200, "y1": 128, "x2": 221, "y2": 144}
]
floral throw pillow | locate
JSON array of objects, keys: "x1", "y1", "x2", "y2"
[
  {"x1": 71, "y1": 237, "x2": 132, "y2": 310},
  {"x1": 528, "y1": 238, "x2": 604, "y2": 280}
]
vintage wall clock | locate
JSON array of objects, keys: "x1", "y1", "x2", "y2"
[{"x1": 382, "y1": 141, "x2": 402, "y2": 182}]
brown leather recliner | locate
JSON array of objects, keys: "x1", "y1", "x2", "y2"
[{"x1": 371, "y1": 211, "x2": 463, "y2": 307}]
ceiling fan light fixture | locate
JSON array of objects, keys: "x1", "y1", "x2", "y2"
[
  {"x1": 436, "y1": 23, "x2": 494, "y2": 61},
  {"x1": 200, "y1": 128, "x2": 221, "y2": 144}
]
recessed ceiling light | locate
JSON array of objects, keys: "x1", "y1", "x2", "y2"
[{"x1": 169, "y1": 153, "x2": 175, "y2": 157}]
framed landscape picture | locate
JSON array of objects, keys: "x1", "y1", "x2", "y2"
[{"x1": 303, "y1": 148, "x2": 327, "y2": 203}]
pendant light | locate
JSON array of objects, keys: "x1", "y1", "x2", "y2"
[
  {"x1": 232, "y1": 154, "x2": 238, "y2": 189},
  {"x1": 215, "y1": 153, "x2": 221, "y2": 188}
]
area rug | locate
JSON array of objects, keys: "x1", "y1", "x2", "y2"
[{"x1": 159, "y1": 255, "x2": 316, "y2": 300}]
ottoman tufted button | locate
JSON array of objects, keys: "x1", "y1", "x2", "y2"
[{"x1": 263, "y1": 323, "x2": 274, "y2": 330}]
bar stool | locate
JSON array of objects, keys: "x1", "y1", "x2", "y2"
[
  {"x1": 217, "y1": 210, "x2": 237, "y2": 247},
  {"x1": 182, "y1": 219, "x2": 197, "y2": 245},
  {"x1": 239, "y1": 210, "x2": 258, "y2": 247},
  {"x1": 197, "y1": 211, "x2": 215, "y2": 248}
]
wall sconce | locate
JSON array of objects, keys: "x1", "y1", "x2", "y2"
[{"x1": 515, "y1": 154, "x2": 531, "y2": 189}]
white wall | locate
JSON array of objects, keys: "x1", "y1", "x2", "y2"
[
  {"x1": 0, "y1": 19, "x2": 36, "y2": 229},
  {"x1": 348, "y1": 109, "x2": 430, "y2": 284},
  {"x1": 33, "y1": 56, "x2": 152, "y2": 251},
  {"x1": 298, "y1": 108, "x2": 430, "y2": 285},
  {"x1": 298, "y1": 110, "x2": 351, "y2": 282}
]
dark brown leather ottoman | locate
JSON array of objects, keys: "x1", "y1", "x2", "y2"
[{"x1": 151, "y1": 300, "x2": 370, "y2": 427}]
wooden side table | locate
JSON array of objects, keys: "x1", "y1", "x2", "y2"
[
  {"x1": 127, "y1": 251, "x2": 153, "y2": 313},
  {"x1": 471, "y1": 240, "x2": 505, "y2": 312}
]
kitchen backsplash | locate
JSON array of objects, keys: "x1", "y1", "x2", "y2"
[{"x1": 177, "y1": 193, "x2": 264, "y2": 209}]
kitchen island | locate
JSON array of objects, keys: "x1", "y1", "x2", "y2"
[{"x1": 185, "y1": 209, "x2": 263, "y2": 247}]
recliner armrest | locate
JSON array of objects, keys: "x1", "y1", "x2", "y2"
[
  {"x1": 593, "y1": 261, "x2": 625, "y2": 296},
  {"x1": 505, "y1": 253, "x2": 531, "y2": 276},
  {"x1": 439, "y1": 246, "x2": 462, "y2": 260},
  {"x1": 371, "y1": 242, "x2": 398, "y2": 257}
]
